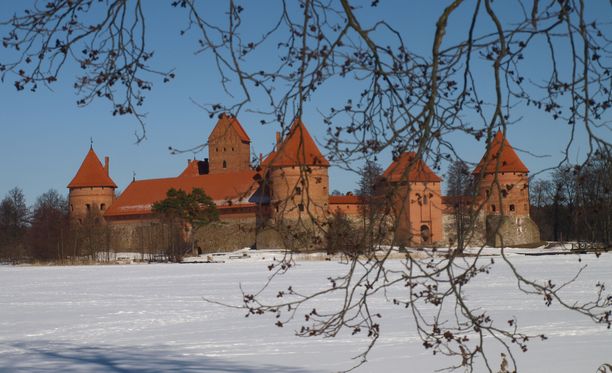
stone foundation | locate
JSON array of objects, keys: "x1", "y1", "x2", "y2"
[{"x1": 485, "y1": 215, "x2": 541, "y2": 247}]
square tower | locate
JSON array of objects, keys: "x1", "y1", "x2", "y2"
[{"x1": 208, "y1": 114, "x2": 251, "y2": 173}]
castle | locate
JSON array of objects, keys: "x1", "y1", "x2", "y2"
[{"x1": 67, "y1": 115, "x2": 540, "y2": 252}]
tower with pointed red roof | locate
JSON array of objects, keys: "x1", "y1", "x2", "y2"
[
  {"x1": 473, "y1": 131, "x2": 530, "y2": 216},
  {"x1": 68, "y1": 146, "x2": 117, "y2": 223},
  {"x1": 473, "y1": 131, "x2": 540, "y2": 246},
  {"x1": 380, "y1": 152, "x2": 443, "y2": 245},
  {"x1": 265, "y1": 118, "x2": 330, "y2": 222},
  {"x1": 208, "y1": 114, "x2": 251, "y2": 174}
]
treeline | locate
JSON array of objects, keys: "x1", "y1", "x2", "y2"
[
  {"x1": 530, "y1": 151, "x2": 611, "y2": 244},
  {"x1": 0, "y1": 188, "x2": 69, "y2": 263}
]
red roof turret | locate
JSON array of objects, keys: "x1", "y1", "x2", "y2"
[
  {"x1": 383, "y1": 152, "x2": 441, "y2": 183},
  {"x1": 473, "y1": 131, "x2": 529, "y2": 174},
  {"x1": 67, "y1": 148, "x2": 117, "y2": 189},
  {"x1": 267, "y1": 118, "x2": 329, "y2": 167}
]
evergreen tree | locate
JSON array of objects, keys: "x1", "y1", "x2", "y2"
[{"x1": 152, "y1": 188, "x2": 219, "y2": 261}]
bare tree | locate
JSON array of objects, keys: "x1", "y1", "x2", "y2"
[
  {"x1": 1, "y1": 1, "x2": 611, "y2": 371},
  {"x1": 446, "y1": 159, "x2": 474, "y2": 252},
  {"x1": 0, "y1": 187, "x2": 30, "y2": 262},
  {"x1": 28, "y1": 189, "x2": 69, "y2": 262}
]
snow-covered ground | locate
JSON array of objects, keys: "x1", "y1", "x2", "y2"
[{"x1": 1, "y1": 253, "x2": 610, "y2": 372}]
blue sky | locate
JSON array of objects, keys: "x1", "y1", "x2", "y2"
[{"x1": 0, "y1": 1, "x2": 609, "y2": 204}]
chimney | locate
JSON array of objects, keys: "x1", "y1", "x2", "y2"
[
  {"x1": 201, "y1": 158, "x2": 210, "y2": 174},
  {"x1": 259, "y1": 153, "x2": 263, "y2": 164},
  {"x1": 275, "y1": 131, "x2": 281, "y2": 150},
  {"x1": 104, "y1": 156, "x2": 110, "y2": 176}
]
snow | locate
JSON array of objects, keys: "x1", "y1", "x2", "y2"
[{"x1": 1, "y1": 252, "x2": 610, "y2": 372}]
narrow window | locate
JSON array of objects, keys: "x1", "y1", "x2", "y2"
[
  {"x1": 298, "y1": 203, "x2": 304, "y2": 212},
  {"x1": 295, "y1": 187, "x2": 302, "y2": 195},
  {"x1": 100, "y1": 203, "x2": 106, "y2": 210},
  {"x1": 509, "y1": 204, "x2": 515, "y2": 212},
  {"x1": 491, "y1": 204, "x2": 496, "y2": 212},
  {"x1": 501, "y1": 190, "x2": 508, "y2": 198},
  {"x1": 232, "y1": 147, "x2": 235, "y2": 151},
  {"x1": 485, "y1": 190, "x2": 490, "y2": 198},
  {"x1": 423, "y1": 195, "x2": 428, "y2": 205},
  {"x1": 216, "y1": 147, "x2": 219, "y2": 152},
  {"x1": 70, "y1": 204, "x2": 74, "y2": 212},
  {"x1": 223, "y1": 160, "x2": 227, "y2": 168},
  {"x1": 86, "y1": 203, "x2": 91, "y2": 211}
]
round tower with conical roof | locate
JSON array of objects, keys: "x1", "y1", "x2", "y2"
[
  {"x1": 266, "y1": 119, "x2": 330, "y2": 222},
  {"x1": 67, "y1": 147, "x2": 117, "y2": 224},
  {"x1": 473, "y1": 131, "x2": 530, "y2": 216},
  {"x1": 473, "y1": 131, "x2": 540, "y2": 246}
]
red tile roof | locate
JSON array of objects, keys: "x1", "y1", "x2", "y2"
[
  {"x1": 329, "y1": 195, "x2": 364, "y2": 204},
  {"x1": 473, "y1": 131, "x2": 529, "y2": 174},
  {"x1": 104, "y1": 170, "x2": 258, "y2": 217},
  {"x1": 383, "y1": 152, "x2": 441, "y2": 183},
  {"x1": 266, "y1": 118, "x2": 329, "y2": 167},
  {"x1": 67, "y1": 148, "x2": 117, "y2": 189},
  {"x1": 209, "y1": 115, "x2": 251, "y2": 144}
]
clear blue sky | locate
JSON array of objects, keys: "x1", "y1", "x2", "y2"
[{"x1": 0, "y1": 1, "x2": 609, "y2": 205}]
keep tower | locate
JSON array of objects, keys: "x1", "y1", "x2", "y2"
[
  {"x1": 67, "y1": 146, "x2": 117, "y2": 223},
  {"x1": 266, "y1": 119, "x2": 330, "y2": 222},
  {"x1": 208, "y1": 114, "x2": 251, "y2": 174}
]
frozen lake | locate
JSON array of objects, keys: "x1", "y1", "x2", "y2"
[{"x1": 1, "y1": 253, "x2": 610, "y2": 372}]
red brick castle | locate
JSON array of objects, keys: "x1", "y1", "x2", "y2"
[{"x1": 68, "y1": 116, "x2": 540, "y2": 251}]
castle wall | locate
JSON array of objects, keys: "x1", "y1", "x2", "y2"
[
  {"x1": 442, "y1": 210, "x2": 487, "y2": 248},
  {"x1": 106, "y1": 213, "x2": 258, "y2": 253},
  {"x1": 329, "y1": 202, "x2": 362, "y2": 217}
]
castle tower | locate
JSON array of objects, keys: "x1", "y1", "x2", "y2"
[
  {"x1": 473, "y1": 131, "x2": 540, "y2": 246},
  {"x1": 67, "y1": 147, "x2": 117, "y2": 224},
  {"x1": 208, "y1": 114, "x2": 251, "y2": 174},
  {"x1": 473, "y1": 131, "x2": 530, "y2": 216},
  {"x1": 266, "y1": 118, "x2": 330, "y2": 222},
  {"x1": 381, "y1": 152, "x2": 443, "y2": 245}
]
